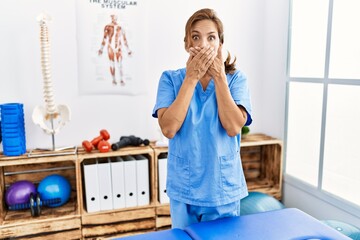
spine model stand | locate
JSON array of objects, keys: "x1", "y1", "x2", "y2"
[{"x1": 31, "y1": 13, "x2": 73, "y2": 155}]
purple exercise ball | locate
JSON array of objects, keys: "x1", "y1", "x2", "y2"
[{"x1": 5, "y1": 180, "x2": 37, "y2": 206}]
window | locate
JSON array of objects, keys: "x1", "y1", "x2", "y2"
[{"x1": 285, "y1": 0, "x2": 360, "y2": 214}]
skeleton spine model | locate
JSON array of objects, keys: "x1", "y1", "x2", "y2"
[
  {"x1": 32, "y1": 13, "x2": 70, "y2": 142},
  {"x1": 39, "y1": 15, "x2": 56, "y2": 117}
]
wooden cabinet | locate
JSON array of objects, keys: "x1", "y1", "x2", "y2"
[
  {"x1": 0, "y1": 152, "x2": 82, "y2": 239},
  {"x1": 153, "y1": 147, "x2": 171, "y2": 231},
  {"x1": 240, "y1": 133, "x2": 283, "y2": 200},
  {"x1": 77, "y1": 146, "x2": 156, "y2": 239},
  {"x1": 0, "y1": 133, "x2": 282, "y2": 239},
  {"x1": 0, "y1": 146, "x2": 159, "y2": 239}
]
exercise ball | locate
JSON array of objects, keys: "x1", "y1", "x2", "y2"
[
  {"x1": 37, "y1": 174, "x2": 71, "y2": 207},
  {"x1": 240, "y1": 191, "x2": 285, "y2": 216},
  {"x1": 321, "y1": 220, "x2": 360, "y2": 240},
  {"x1": 350, "y1": 232, "x2": 360, "y2": 239},
  {"x1": 5, "y1": 180, "x2": 36, "y2": 206}
]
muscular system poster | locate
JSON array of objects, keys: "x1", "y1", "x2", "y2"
[{"x1": 76, "y1": 1, "x2": 148, "y2": 95}]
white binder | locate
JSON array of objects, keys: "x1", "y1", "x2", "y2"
[
  {"x1": 123, "y1": 155, "x2": 138, "y2": 207},
  {"x1": 158, "y1": 153, "x2": 169, "y2": 204},
  {"x1": 110, "y1": 156, "x2": 126, "y2": 209},
  {"x1": 83, "y1": 159, "x2": 100, "y2": 212},
  {"x1": 134, "y1": 155, "x2": 150, "y2": 206},
  {"x1": 97, "y1": 158, "x2": 113, "y2": 211}
]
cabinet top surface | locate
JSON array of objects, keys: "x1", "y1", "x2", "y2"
[
  {"x1": 151, "y1": 133, "x2": 282, "y2": 150},
  {"x1": 241, "y1": 133, "x2": 282, "y2": 146},
  {"x1": 0, "y1": 134, "x2": 281, "y2": 165},
  {"x1": 0, "y1": 145, "x2": 153, "y2": 166}
]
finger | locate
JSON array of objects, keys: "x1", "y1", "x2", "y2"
[
  {"x1": 190, "y1": 46, "x2": 215, "y2": 75},
  {"x1": 200, "y1": 49, "x2": 216, "y2": 72},
  {"x1": 205, "y1": 53, "x2": 216, "y2": 69},
  {"x1": 206, "y1": 47, "x2": 217, "y2": 64},
  {"x1": 194, "y1": 46, "x2": 202, "y2": 52},
  {"x1": 190, "y1": 47, "x2": 201, "y2": 54},
  {"x1": 191, "y1": 46, "x2": 209, "y2": 61},
  {"x1": 189, "y1": 47, "x2": 199, "y2": 57},
  {"x1": 198, "y1": 46, "x2": 215, "y2": 62}
]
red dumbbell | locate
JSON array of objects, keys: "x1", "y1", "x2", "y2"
[
  {"x1": 82, "y1": 129, "x2": 110, "y2": 153},
  {"x1": 97, "y1": 140, "x2": 111, "y2": 153}
]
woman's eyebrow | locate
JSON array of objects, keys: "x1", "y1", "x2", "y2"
[{"x1": 191, "y1": 30, "x2": 217, "y2": 35}]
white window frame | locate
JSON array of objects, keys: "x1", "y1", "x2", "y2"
[{"x1": 284, "y1": 0, "x2": 360, "y2": 218}]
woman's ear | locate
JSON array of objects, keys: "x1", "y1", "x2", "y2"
[
  {"x1": 216, "y1": 44, "x2": 223, "y2": 60},
  {"x1": 184, "y1": 41, "x2": 189, "y2": 52},
  {"x1": 184, "y1": 37, "x2": 190, "y2": 53}
]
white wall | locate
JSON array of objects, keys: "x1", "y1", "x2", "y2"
[
  {"x1": 261, "y1": 1, "x2": 288, "y2": 139},
  {"x1": 0, "y1": 0, "x2": 276, "y2": 149}
]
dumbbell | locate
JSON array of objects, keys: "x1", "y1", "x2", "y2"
[
  {"x1": 111, "y1": 135, "x2": 150, "y2": 151},
  {"x1": 97, "y1": 140, "x2": 111, "y2": 153},
  {"x1": 82, "y1": 129, "x2": 110, "y2": 153},
  {"x1": 8, "y1": 192, "x2": 61, "y2": 217}
]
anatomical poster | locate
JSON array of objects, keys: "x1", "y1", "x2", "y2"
[{"x1": 76, "y1": 1, "x2": 148, "y2": 95}]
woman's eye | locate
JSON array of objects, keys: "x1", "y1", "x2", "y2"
[
  {"x1": 192, "y1": 35, "x2": 199, "y2": 40},
  {"x1": 209, "y1": 36, "x2": 216, "y2": 41}
]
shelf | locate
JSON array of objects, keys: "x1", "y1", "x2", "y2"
[
  {"x1": 77, "y1": 145, "x2": 154, "y2": 161},
  {"x1": 0, "y1": 151, "x2": 77, "y2": 167}
]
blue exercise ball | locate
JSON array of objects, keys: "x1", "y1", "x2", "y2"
[
  {"x1": 240, "y1": 191, "x2": 285, "y2": 216},
  {"x1": 350, "y1": 233, "x2": 360, "y2": 240},
  {"x1": 37, "y1": 174, "x2": 71, "y2": 207},
  {"x1": 321, "y1": 220, "x2": 360, "y2": 240}
]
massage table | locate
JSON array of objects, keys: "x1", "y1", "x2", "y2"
[{"x1": 116, "y1": 208, "x2": 351, "y2": 240}]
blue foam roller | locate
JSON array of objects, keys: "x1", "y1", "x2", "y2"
[
  {"x1": 1, "y1": 103, "x2": 26, "y2": 156},
  {"x1": 1, "y1": 114, "x2": 20, "y2": 124},
  {"x1": 240, "y1": 191, "x2": 285, "y2": 215}
]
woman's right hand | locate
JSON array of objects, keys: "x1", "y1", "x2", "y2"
[{"x1": 186, "y1": 46, "x2": 216, "y2": 81}]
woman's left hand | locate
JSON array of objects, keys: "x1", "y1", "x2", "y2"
[{"x1": 208, "y1": 45, "x2": 225, "y2": 80}]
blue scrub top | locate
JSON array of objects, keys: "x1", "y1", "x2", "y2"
[{"x1": 152, "y1": 68, "x2": 252, "y2": 207}]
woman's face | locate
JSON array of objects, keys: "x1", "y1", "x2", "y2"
[{"x1": 188, "y1": 19, "x2": 220, "y2": 52}]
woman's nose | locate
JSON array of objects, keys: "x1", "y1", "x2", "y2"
[{"x1": 199, "y1": 39, "x2": 209, "y2": 48}]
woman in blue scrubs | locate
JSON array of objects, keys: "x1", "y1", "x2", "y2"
[{"x1": 152, "y1": 8, "x2": 252, "y2": 229}]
